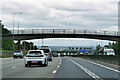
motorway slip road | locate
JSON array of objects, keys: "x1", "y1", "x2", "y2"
[{"x1": 1, "y1": 57, "x2": 120, "y2": 80}]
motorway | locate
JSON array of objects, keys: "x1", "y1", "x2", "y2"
[{"x1": 1, "y1": 57, "x2": 120, "y2": 80}]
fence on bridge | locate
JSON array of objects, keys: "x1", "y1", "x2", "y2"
[{"x1": 9, "y1": 29, "x2": 119, "y2": 36}]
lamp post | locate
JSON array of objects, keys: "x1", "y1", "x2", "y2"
[
  {"x1": 24, "y1": 41, "x2": 25, "y2": 51},
  {"x1": 18, "y1": 22, "x2": 19, "y2": 34},
  {"x1": 42, "y1": 38, "x2": 43, "y2": 46},
  {"x1": 12, "y1": 12, "x2": 23, "y2": 51},
  {"x1": 17, "y1": 12, "x2": 22, "y2": 34},
  {"x1": 30, "y1": 41, "x2": 32, "y2": 50}
]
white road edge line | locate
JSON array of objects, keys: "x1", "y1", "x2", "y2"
[
  {"x1": 88, "y1": 60, "x2": 120, "y2": 73},
  {"x1": 79, "y1": 58, "x2": 120, "y2": 73},
  {"x1": 52, "y1": 70, "x2": 57, "y2": 74},
  {"x1": 70, "y1": 59, "x2": 103, "y2": 80},
  {"x1": 12, "y1": 66, "x2": 16, "y2": 68}
]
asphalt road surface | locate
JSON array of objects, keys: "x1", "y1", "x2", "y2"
[{"x1": 1, "y1": 57, "x2": 120, "y2": 80}]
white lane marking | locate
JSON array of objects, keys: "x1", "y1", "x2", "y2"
[
  {"x1": 60, "y1": 59, "x2": 62, "y2": 63},
  {"x1": 59, "y1": 63, "x2": 61, "y2": 64},
  {"x1": 52, "y1": 70, "x2": 57, "y2": 74},
  {"x1": 87, "y1": 61, "x2": 120, "y2": 73},
  {"x1": 48, "y1": 77, "x2": 51, "y2": 78},
  {"x1": 59, "y1": 57, "x2": 62, "y2": 63},
  {"x1": 78, "y1": 58, "x2": 120, "y2": 73},
  {"x1": 57, "y1": 66, "x2": 60, "y2": 68},
  {"x1": 78, "y1": 58, "x2": 86, "y2": 61},
  {"x1": 12, "y1": 66, "x2": 16, "y2": 68},
  {"x1": 70, "y1": 59, "x2": 103, "y2": 80}
]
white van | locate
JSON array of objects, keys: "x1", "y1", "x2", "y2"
[{"x1": 104, "y1": 49, "x2": 115, "y2": 55}]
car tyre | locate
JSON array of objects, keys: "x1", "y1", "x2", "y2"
[
  {"x1": 50, "y1": 59, "x2": 52, "y2": 61},
  {"x1": 25, "y1": 64, "x2": 28, "y2": 67},
  {"x1": 46, "y1": 62, "x2": 48, "y2": 66},
  {"x1": 20, "y1": 57, "x2": 23, "y2": 58},
  {"x1": 43, "y1": 64, "x2": 46, "y2": 67},
  {"x1": 29, "y1": 64, "x2": 31, "y2": 67},
  {"x1": 43, "y1": 59, "x2": 47, "y2": 67},
  {"x1": 46, "y1": 60, "x2": 48, "y2": 66}
]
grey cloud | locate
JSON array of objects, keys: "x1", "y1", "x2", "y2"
[
  {"x1": 55, "y1": 8, "x2": 97, "y2": 12},
  {"x1": 1, "y1": 1, "x2": 118, "y2": 31}
]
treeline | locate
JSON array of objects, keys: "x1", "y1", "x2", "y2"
[
  {"x1": 17, "y1": 41, "x2": 38, "y2": 50},
  {"x1": 1, "y1": 23, "x2": 38, "y2": 51},
  {"x1": 95, "y1": 42, "x2": 120, "y2": 55},
  {"x1": 2, "y1": 24, "x2": 16, "y2": 50}
]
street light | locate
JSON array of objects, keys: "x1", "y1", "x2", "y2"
[
  {"x1": 42, "y1": 38, "x2": 43, "y2": 46},
  {"x1": 13, "y1": 12, "x2": 22, "y2": 34},
  {"x1": 12, "y1": 12, "x2": 23, "y2": 51}
]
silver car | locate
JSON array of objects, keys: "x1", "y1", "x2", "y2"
[
  {"x1": 24, "y1": 50, "x2": 48, "y2": 67},
  {"x1": 13, "y1": 50, "x2": 23, "y2": 58}
]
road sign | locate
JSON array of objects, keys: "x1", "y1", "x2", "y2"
[{"x1": 79, "y1": 50, "x2": 87, "y2": 52}]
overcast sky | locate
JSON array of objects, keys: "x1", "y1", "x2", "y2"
[{"x1": 1, "y1": 0, "x2": 119, "y2": 47}]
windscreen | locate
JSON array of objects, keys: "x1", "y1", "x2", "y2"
[
  {"x1": 107, "y1": 50, "x2": 114, "y2": 53},
  {"x1": 40, "y1": 49, "x2": 50, "y2": 53}
]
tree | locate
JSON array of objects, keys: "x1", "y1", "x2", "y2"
[
  {"x1": 1, "y1": 23, "x2": 38, "y2": 51},
  {"x1": 2, "y1": 25, "x2": 17, "y2": 50},
  {"x1": 94, "y1": 44, "x2": 102, "y2": 55},
  {"x1": 34, "y1": 45, "x2": 38, "y2": 50},
  {"x1": 118, "y1": 42, "x2": 120, "y2": 55},
  {"x1": 21, "y1": 41, "x2": 38, "y2": 50},
  {"x1": 112, "y1": 42, "x2": 119, "y2": 55}
]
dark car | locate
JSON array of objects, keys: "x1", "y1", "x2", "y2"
[
  {"x1": 53, "y1": 53, "x2": 58, "y2": 57},
  {"x1": 40, "y1": 48, "x2": 52, "y2": 61}
]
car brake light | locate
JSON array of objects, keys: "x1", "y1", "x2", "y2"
[
  {"x1": 40, "y1": 55, "x2": 44, "y2": 57},
  {"x1": 26, "y1": 55, "x2": 29, "y2": 57},
  {"x1": 49, "y1": 52, "x2": 51, "y2": 56}
]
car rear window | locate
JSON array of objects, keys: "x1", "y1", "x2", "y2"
[
  {"x1": 40, "y1": 49, "x2": 50, "y2": 53},
  {"x1": 29, "y1": 51, "x2": 42, "y2": 54}
]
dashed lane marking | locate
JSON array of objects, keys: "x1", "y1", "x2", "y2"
[
  {"x1": 12, "y1": 66, "x2": 16, "y2": 68},
  {"x1": 52, "y1": 70, "x2": 57, "y2": 74},
  {"x1": 57, "y1": 66, "x2": 60, "y2": 68}
]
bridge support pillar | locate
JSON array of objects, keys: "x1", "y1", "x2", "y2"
[{"x1": 18, "y1": 40, "x2": 21, "y2": 50}]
